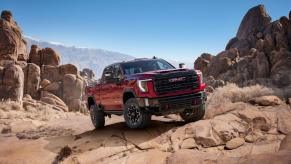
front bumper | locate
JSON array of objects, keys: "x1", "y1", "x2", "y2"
[{"x1": 137, "y1": 91, "x2": 206, "y2": 115}]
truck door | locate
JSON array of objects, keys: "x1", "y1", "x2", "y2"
[
  {"x1": 111, "y1": 64, "x2": 124, "y2": 110},
  {"x1": 100, "y1": 65, "x2": 123, "y2": 110}
]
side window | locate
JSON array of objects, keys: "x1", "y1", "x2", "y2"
[
  {"x1": 114, "y1": 64, "x2": 122, "y2": 79},
  {"x1": 102, "y1": 66, "x2": 114, "y2": 83}
]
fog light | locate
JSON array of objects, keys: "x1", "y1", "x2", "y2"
[{"x1": 145, "y1": 98, "x2": 149, "y2": 107}]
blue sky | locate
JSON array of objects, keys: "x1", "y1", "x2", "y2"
[{"x1": 1, "y1": 0, "x2": 290, "y2": 62}]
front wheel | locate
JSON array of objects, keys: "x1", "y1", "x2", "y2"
[
  {"x1": 180, "y1": 104, "x2": 205, "y2": 123},
  {"x1": 90, "y1": 105, "x2": 105, "y2": 129},
  {"x1": 124, "y1": 98, "x2": 151, "y2": 128}
]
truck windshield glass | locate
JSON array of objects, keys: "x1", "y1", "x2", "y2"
[{"x1": 121, "y1": 59, "x2": 175, "y2": 75}]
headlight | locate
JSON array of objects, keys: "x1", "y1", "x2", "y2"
[
  {"x1": 197, "y1": 72, "x2": 203, "y2": 84},
  {"x1": 137, "y1": 79, "x2": 151, "y2": 92}
]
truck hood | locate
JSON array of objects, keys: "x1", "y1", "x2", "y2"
[{"x1": 125, "y1": 68, "x2": 195, "y2": 80}]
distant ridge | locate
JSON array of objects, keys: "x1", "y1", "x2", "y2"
[{"x1": 24, "y1": 36, "x2": 135, "y2": 78}]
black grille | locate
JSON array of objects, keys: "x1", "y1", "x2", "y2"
[
  {"x1": 154, "y1": 71, "x2": 199, "y2": 95},
  {"x1": 158, "y1": 93, "x2": 202, "y2": 109}
]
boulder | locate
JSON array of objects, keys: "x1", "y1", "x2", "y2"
[
  {"x1": 254, "y1": 51, "x2": 269, "y2": 78},
  {"x1": 250, "y1": 95, "x2": 283, "y2": 106},
  {"x1": 185, "y1": 120, "x2": 222, "y2": 147},
  {"x1": 0, "y1": 64, "x2": 24, "y2": 101},
  {"x1": 288, "y1": 11, "x2": 291, "y2": 47},
  {"x1": 0, "y1": 10, "x2": 28, "y2": 61},
  {"x1": 28, "y1": 45, "x2": 41, "y2": 66},
  {"x1": 40, "y1": 79, "x2": 50, "y2": 88},
  {"x1": 181, "y1": 138, "x2": 197, "y2": 149},
  {"x1": 225, "y1": 37, "x2": 238, "y2": 50},
  {"x1": 211, "y1": 119, "x2": 240, "y2": 142},
  {"x1": 234, "y1": 106, "x2": 270, "y2": 131},
  {"x1": 41, "y1": 64, "x2": 78, "y2": 82},
  {"x1": 40, "y1": 48, "x2": 60, "y2": 66},
  {"x1": 256, "y1": 39, "x2": 264, "y2": 51},
  {"x1": 269, "y1": 49, "x2": 291, "y2": 86},
  {"x1": 279, "y1": 133, "x2": 291, "y2": 151},
  {"x1": 29, "y1": 45, "x2": 60, "y2": 67},
  {"x1": 80, "y1": 68, "x2": 95, "y2": 80},
  {"x1": 62, "y1": 74, "x2": 84, "y2": 111},
  {"x1": 236, "y1": 5, "x2": 271, "y2": 40},
  {"x1": 225, "y1": 138, "x2": 245, "y2": 150},
  {"x1": 43, "y1": 81, "x2": 62, "y2": 98},
  {"x1": 206, "y1": 55, "x2": 232, "y2": 78},
  {"x1": 245, "y1": 133, "x2": 260, "y2": 143},
  {"x1": 0, "y1": 66, "x2": 3, "y2": 81},
  {"x1": 277, "y1": 108, "x2": 291, "y2": 134},
  {"x1": 40, "y1": 91, "x2": 68, "y2": 112},
  {"x1": 228, "y1": 39, "x2": 250, "y2": 57},
  {"x1": 41, "y1": 65, "x2": 59, "y2": 82},
  {"x1": 23, "y1": 63, "x2": 40, "y2": 99},
  {"x1": 62, "y1": 74, "x2": 83, "y2": 100},
  {"x1": 194, "y1": 53, "x2": 212, "y2": 74}
]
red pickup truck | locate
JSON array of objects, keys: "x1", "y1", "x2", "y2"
[{"x1": 85, "y1": 58, "x2": 206, "y2": 129}]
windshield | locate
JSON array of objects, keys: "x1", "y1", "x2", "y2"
[{"x1": 121, "y1": 59, "x2": 175, "y2": 75}]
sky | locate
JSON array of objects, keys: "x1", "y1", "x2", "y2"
[{"x1": 1, "y1": 0, "x2": 290, "y2": 63}]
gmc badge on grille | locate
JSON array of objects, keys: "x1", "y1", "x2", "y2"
[{"x1": 168, "y1": 77, "x2": 185, "y2": 82}]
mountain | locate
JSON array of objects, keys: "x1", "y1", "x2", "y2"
[
  {"x1": 24, "y1": 36, "x2": 135, "y2": 78},
  {"x1": 24, "y1": 36, "x2": 194, "y2": 78}
]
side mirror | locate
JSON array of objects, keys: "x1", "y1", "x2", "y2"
[
  {"x1": 179, "y1": 63, "x2": 185, "y2": 68},
  {"x1": 115, "y1": 77, "x2": 123, "y2": 85}
]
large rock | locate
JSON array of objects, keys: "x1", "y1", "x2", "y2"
[
  {"x1": 0, "y1": 64, "x2": 24, "y2": 101},
  {"x1": 269, "y1": 49, "x2": 291, "y2": 86},
  {"x1": 23, "y1": 63, "x2": 40, "y2": 99},
  {"x1": 0, "y1": 11, "x2": 28, "y2": 61},
  {"x1": 194, "y1": 53, "x2": 212, "y2": 74},
  {"x1": 288, "y1": 11, "x2": 291, "y2": 47},
  {"x1": 180, "y1": 138, "x2": 197, "y2": 149},
  {"x1": 184, "y1": 120, "x2": 223, "y2": 147},
  {"x1": 236, "y1": 5, "x2": 271, "y2": 40},
  {"x1": 43, "y1": 81, "x2": 62, "y2": 98},
  {"x1": 62, "y1": 74, "x2": 84, "y2": 111},
  {"x1": 29, "y1": 45, "x2": 60, "y2": 67},
  {"x1": 80, "y1": 68, "x2": 95, "y2": 80},
  {"x1": 277, "y1": 108, "x2": 291, "y2": 134},
  {"x1": 225, "y1": 138, "x2": 245, "y2": 150},
  {"x1": 40, "y1": 91, "x2": 68, "y2": 112},
  {"x1": 254, "y1": 51, "x2": 269, "y2": 78},
  {"x1": 194, "y1": 6, "x2": 291, "y2": 90},
  {"x1": 41, "y1": 64, "x2": 78, "y2": 82}
]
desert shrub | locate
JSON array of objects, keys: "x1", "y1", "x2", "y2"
[
  {"x1": 207, "y1": 83, "x2": 274, "y2": 108},
  {"x1": 204, "y1": 83, "x2": 274, "y2": 119},
  {"x1": 0, "y1": 100, "x2": 22, "y2": 111}
]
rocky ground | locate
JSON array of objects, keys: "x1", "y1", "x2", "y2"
[
  {"x1": 0, "y1": 84, "x2": 291, "y2": 164},
  {"x1": 0, "y1": 4, "x2": 291, "y2": 164}
]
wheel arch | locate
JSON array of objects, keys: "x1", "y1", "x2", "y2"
[
  {"x1": 123, "y1": 89, "x2": 136, "y2": 104},
  {"x1": 87, "y1": 96, "x2": 96, "y2": 109}
]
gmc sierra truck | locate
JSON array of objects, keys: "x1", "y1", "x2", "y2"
[{"x1": 85, "y1": 58, "x2": 206, "y2": 129}]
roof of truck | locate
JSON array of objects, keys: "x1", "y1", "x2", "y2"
[{"x1": 108, "y1": 58, "x2": 159, "y2": 67}]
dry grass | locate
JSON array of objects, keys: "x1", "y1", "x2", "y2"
[
  {"x1": 207, "y1": 83, "x2": 274, "y2": 107},
  {"x1": 0, "y1": 100, "x2": 22, "y2": 111},
  {"x1": 205, "y1": 83, "x2": 274, "y2": 119}
]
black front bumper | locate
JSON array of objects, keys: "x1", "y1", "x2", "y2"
[{"x1": 137, "y1": 91, "x2": 206, "y2": 116}]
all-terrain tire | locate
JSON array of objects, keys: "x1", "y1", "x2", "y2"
[
  {"x1": 89, "y1": 104, "x2": 105, "y2": 129},
  {"x1": 180, "y1": 104, "x2": 205, "y2": 123},
  {"x1": 124, "y1": 98, "x2": 151, "y2": 128}
]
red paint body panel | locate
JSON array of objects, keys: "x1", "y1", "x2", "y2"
[{"x1": 85, "y1": 59, "x2": 206, "y2": 112}]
